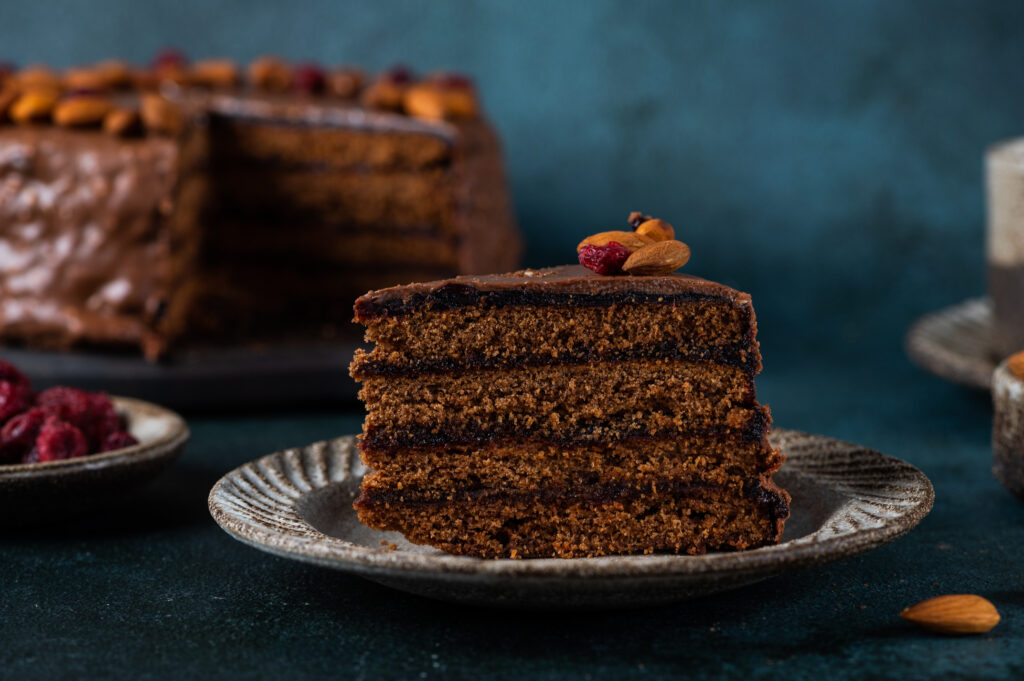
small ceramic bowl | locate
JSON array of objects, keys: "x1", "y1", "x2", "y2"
[
  {"x1": 993, "y1": 357, "x2": 1024, "y2": 501},
  {"x1": 0, "y1": 396, "x2": 189, "y2": 525}
]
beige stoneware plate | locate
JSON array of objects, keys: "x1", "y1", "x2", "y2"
[
  {"x1": 905, "y1": 297, "x2": 997, "y2": 390},
  {"x1": 208, "y1": 430, "x2": 933, "y2": 609},
  {"x1": 0, "y1": 396, "x2": 190, "y2": 524}
]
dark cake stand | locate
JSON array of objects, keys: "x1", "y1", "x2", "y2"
[{"x1": 3, "y1": 341, "x2": 361, "y2": 410}]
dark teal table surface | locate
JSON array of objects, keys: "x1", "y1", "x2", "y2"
[
  {"x1": 4, "y1": 1, "x2": 1024, "y2": 678},
  {"x1": 4, "y1": 336, "x2": 1024, "y2": 681}
]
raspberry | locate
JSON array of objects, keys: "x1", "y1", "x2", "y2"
[
  {"x1": 0, "y1": 407, "x2": 47, "y2": 462},
  {"x1": 0, "y1": 380, "x2": 32, "y2": 423},
  {"x1": 578, "y1": 241, "x2": 631, "y2": 275},
  {"x1": 292, "y1": 63, "x2": 326, "y2": 94},
  {"x1": 35, "y1": 386, "x2": 92, "y2": 426},
  {"x1": 35, "y1": 418, "x2": 88, "y2": 462},
  {"x1": 100, "y1": 431, "x2": 138, "y2": 452},
  {"x1": 0, "y1": 359, "x2": 29, "y2": 387}
]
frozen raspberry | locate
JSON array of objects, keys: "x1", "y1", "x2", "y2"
[
  {"x1": 35, "y1": 386, "x2": 92, "y2": 425},
  {"x1": 152, "y1": 48, "x2": 187, "y2": 69},
  {"x1": 292, "y1": 63, "x2": 326, "y2": 94},
  {"x1": 578, "y1": 241, "x2": 631, "y2": 275},
  {"x1": 0, "y1": 380, "x2": 32, "y2": 423},
  {"x1": 100, "y1": 431, "x2": 138, "y2": 452},
  {"x1": 35, "y1": 418, "x2": 88, "y2": 462},
  {"x1": 0, "y1": 407, "x2": 47, "y2": 461},
  {"x1": 0, "y1": 359, "x2": 29, "y2": 387}
]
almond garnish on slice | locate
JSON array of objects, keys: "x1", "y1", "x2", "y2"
[
  {"x1": 635, "y1": 218, "x2": 675, "y2": 242},
  {"x1": 577, "y1": 230, "x2": 653, "y2": 254},
  {"x1": 899, "y1": 594, "x2": 1000, "y2": 635},
  {"x1": 621, "y1": 239, "x2": 690, "y2": 275}
]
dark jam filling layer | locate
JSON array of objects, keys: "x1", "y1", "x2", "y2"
[
  {"x1": 359, "y1": 408, "x2": 772, "y2": 453},
  {"x1": 356, "y1": 477, "x2": 790, "y2": 523},
  {"x1": 355, "y1": 283, "x2": 740, "y2": 319},
  {"x1": 352, "y1": 340, "x2": 760, "y2": 378}
]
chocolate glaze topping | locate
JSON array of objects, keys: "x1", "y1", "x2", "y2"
[{"x1": 354, "y1": 265, "x2": 753, "y2": 319}]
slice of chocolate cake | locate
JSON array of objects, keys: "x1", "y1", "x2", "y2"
[{"x1": 351, "y1": 228, "x2": 789, "y2": 558}]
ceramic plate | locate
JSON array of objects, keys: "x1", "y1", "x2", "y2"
[
  {"x1": 209, "y1": 430, "x2": 933, "y2": 609},
  {"x1": 0, "y1": 396, "x2": 189, "y2": 524},
  {"x1": 905, "y1": 297, "x2": 996, "y2": 390},
  {"x1": 2, "y1": 341, "x2": 360, "y2": 410}
]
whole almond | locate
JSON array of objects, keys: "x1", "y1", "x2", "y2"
[
  {"x1": 63, "y1": 67, "x2": 110, "y2": 92},
  {"x1": 103, "y1": 107, "x2": 142, "y2": 137},
  {"x1": 900, "y1": 595, "x2": 1000, "y2": 635},
  {"x1": 54, "y1": 95, "x2": 112, "y2": 128},
  {"x1": 94, "y1": 60, "x2": 133, "y2": 89},
  {"x1": 140, "y1": 93, "x2": 183, "y2": 134},
  {"x1": 622, "y1": 240, "x2": 691, "y2": 275},
  {"x1": 635, "y1": 218, "x2": 675, "y2": 242},
  {"x1": 192, "y1": 59, "x2": 239, "y2": 89},
  {"x1": 404, "y1": 83, "x2": 477, "y2": 120},
  {"x1": 577, "y1": 230, "x2": 654, "y2": 253},
  {"x1": 10, "y1": 90, "x2": 59, "y2": 124},
  {"x1": 14, "y1": 66, "x2": 62, "y2": 92},
  {"x1": 248, "y1": 56, "x2": 291, "y2": 92},
  {"x1": 327, "y1": 68, "x2": 364, "y2": 98},
  {"x1": 361, "y1": 78, "x2": 406, "y2": 111},
  {"x1": 1008, "y1": 351, "x2": 1024, "y2": 380}
]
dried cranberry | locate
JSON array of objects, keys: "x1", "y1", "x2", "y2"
[
  {"x1": 0, "y1": 380, "x2": 31, "y2": 423},
  {"x1": 0, "y1": 359, "x2": 29, "y2": 387},
  {"x1": 100, "y1": 431, "x2": 138, "y2": 452},
  {"x1": 292, "y1": 63, "x2": 326, "y2": 94},
  {"x1": 152, "y1": 48, "x2": 187, "y2": 69},
  {"x1": 0, "y1": 407, "x2": 47, "y2": 461},
  {"x1": 82, "y1": 393, "x2": 121, "y2": 449},
  {"x1": 35, "y1": 386, "x2": 92, "y2": 426},
  {"x1": 35, "y1": 419, "x2": 88, "y2": 462},
  {"x1": 383, "y1": 65, "x2": 413, "y2": 84},
  {"x1": 578, "y1": 242, "x2": 631, "y2": 275}
]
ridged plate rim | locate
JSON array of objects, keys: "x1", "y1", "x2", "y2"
[
  {"x1": 905, "y1": 297, "x2": 996, "y2": 390},
  {"x1": 208, "y1": 430, "x2": 933, "y2": 580}
]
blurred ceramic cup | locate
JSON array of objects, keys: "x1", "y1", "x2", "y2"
[
  {"x1": 987, "y1": 139, "x2": 1024, "y2": 358},
  {"x1": 992, "y1": 351, "x2": 1024, "y2": 501}
]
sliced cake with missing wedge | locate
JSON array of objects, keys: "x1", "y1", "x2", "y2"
[{"x1": 350, "y1": 264, "x2": 789, "y2": 558}]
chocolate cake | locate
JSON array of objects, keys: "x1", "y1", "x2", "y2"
[
  {"x1": 987, "y1": 138, "x2": 1024, "y2": 358},
  {"x1": 350, "y1": 261, "x2": 790, "y2": 558},
  {"x1": 0, "y1": 57, "x2": 519, "y2": 359}
]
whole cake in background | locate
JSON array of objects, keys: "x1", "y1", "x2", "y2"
[
  {"x1": 350, "y1": 213, "x2": 789, "y2": 559},
  {"x1": 987, "y1": 138, "x2": 1024, "y2": 358},
  {"x1": 0, "y1": 53, "x2": 520, "y2": 359}
]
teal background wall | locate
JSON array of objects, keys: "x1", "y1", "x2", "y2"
[{"x1": 4, "y1": 0, "x2": 1024, "y2": 361}]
